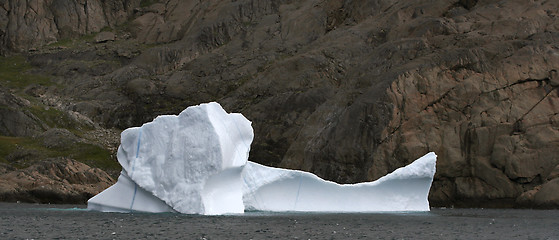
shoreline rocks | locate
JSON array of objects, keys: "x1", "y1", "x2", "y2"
[{"x1": 0, "y1": 158, "x2": 113, "y2": 204}]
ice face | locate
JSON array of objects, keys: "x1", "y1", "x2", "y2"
[
  {"x1": 242, "y1": 152, "x2": 436, "y2": 212},
  {"x1": 87, "y1": 171, "x2": 175, "y2": 213},
  {"x1": 96, "y1": 102, "x2": 253, "y2": 214},
  {"x1": 88, "y1": 102, "x2": 437, "y2": 214}
]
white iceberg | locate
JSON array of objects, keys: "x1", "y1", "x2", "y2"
[
  {"x1": 242, "y1": 152, "x2": 436, "y2": 212},
  {"x1": 89, "y1": 102, "x2": 252, "y2": 214},
  {"x1": 88, "y1": 102, "x2": 437, "y2": 214}
]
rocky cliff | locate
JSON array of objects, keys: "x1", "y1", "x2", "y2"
[
  {"x1": 0, "y1": 158, "x2": 113, "y2": 203},
  {"x1": 0, "y1": 0, "x2": 139, "y2": 54},
  {"x1": 1, "y1": 0, "x2": 558, "y2": 208}
]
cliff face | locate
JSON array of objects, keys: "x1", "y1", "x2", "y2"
[
  {"x1": 1, "y1": 0, "x2": 559, "y2": 207},
  {"x1": 0, "y1": 0, "x2": 139, "y2": 54}
]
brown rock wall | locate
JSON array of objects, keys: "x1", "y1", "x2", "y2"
[{"x1": 0, "y1": 0, "x2": 139, "y2": 54}]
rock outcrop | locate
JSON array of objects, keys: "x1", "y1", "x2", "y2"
[
  {"x1": 0, "y1": 0, "x2": 140, "y2": 54},
  {"x1": 0, "y1": 88, "x2": 45, "y2": 137},
  {"x1": 0, "y1": 158, "x2": 113, "y2": 203},
  {"x1": 1, "y1": 0, "x2": 559, "y2": 208}
]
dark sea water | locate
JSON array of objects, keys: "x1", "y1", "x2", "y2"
[{"x1": 1, "y1": 202, "x2": 558, "y2": 239}]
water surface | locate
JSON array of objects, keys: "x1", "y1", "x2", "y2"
[{"x1": 1, "y1": 202, "x2": 557, "y2": 239}]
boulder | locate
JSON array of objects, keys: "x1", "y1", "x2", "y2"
[
  {"x1": 0, "y1": 89, "x2": 44, "y2": 137},
  {"x1": 547, "y1": 165, "x2": 559, "y2": 181},
  {"x1": 37, "y1": 128, "x2": 80, "y2": 150},
  {"x1": 534, "y1": 179, "x2": 559, "y2": 208},
  {"x1": 95, "y1": 32, "x2": 115, "y2": 43}
]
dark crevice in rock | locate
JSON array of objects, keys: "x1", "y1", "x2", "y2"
[
  {"x1": 378, "y1": 122, "x2": 401, "y2": 145},
  {"x1": 426, "y1": 87, "x2": 456, "y2": 110},
  {"x1": 513, "y1": 84, "x2": 557, "y2": 132},
  {"x1": 488, "y1": 77, "x2": 551, "y2": 94},
  {"x1": 457, "y1": 0, "x2": 478, "y2": 10}
]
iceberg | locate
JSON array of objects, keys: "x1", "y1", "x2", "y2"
[
  {"x1": 89, "y1": 102, "x2": 252, "y2": 214},
  {"x1": 88, "y1": 102, "x2": 437, "y2": 214},
  {"x1": 242, "y1": 153, "x2": 436, "y2": 212}
]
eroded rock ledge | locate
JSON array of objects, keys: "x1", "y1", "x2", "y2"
[{"x1": 0, "y1": 158, "x2": 113, "y2": 204}]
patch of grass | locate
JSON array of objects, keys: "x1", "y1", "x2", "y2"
[
  {"x1": 61, "y1": 142, "x2": 119, "y2": 170},
  {"x1": 26, "y1": 105, "x2": 86, "y2": 131},
  {"x1": 46, "y1": 38, "x2": 73, "y2": 47},
  {"x1": 0, "y1": 136, "x2": 21, "y2": 164},
  {"x1": 138, "y1": 42, "x2": 166, "y2": 51},
  {"x1": 0, "y1": 55, "x2": 53, "y2": 90},
  {"x1": 47, "y1": 33, "x2": 96, "y2": 48},
  {"x1": 0, "y1": 135, "x2": 119, "y2": 170},
  {"x1": 0, "y1": 136, "x2": 47, "y2": 168},
  {"x1": 0, "y1": 136, "x2": 46, "y2": 168},
  {"x1": 89, "y1": 59, "x2": 122, "y2": 69},
  {"x1": 100, "y1": 26, "x2": 113, "y2": 32},
  {"x1": 140, "y1": 0, "x2": 157, "y2": 7}
]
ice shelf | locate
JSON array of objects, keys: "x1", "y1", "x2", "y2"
[{"x1": 88, "y1": 102, "x2": 437, "y2": 214}]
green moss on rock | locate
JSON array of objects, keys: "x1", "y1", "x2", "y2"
[
  {"x1": 0, "y1": 135, "x2": 119, "y2": 170},
  {"x1": 0, "y1": 56, "x2": 52, "y2": 90}
]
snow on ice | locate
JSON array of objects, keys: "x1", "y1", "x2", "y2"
[{"x1": 88, "y1": 102, "x2": 437, "y2": 214}]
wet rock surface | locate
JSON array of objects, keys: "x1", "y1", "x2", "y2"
[{"x1": 1, "y1": 0, "x2": 558, "y2": 208}]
